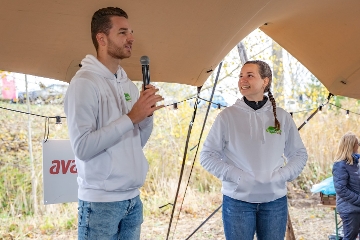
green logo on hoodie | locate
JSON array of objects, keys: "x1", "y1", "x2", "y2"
[
  {"x1": 124, "y1": 93, "x2": 131, "y2": 102},
  {"x1": 266, "y1": 126, "x2": 281, "y2": 135}
]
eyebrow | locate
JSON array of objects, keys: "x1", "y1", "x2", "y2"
[
  {"x1": 119, "y1": 28, "x2": 133, "y2": 33},
  {"x1": 240, "y1": 71, "x2": 255, "y2": 75}
]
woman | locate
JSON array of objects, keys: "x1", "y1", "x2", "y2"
[
  {"x1": 200, "y1": 60, "x2": 308, "y2": 240},
  {"x1": 333, "y1": 132, "x2": 360, "y2": 240}
]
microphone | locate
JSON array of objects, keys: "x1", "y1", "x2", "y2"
[{"x1": 140, "y1": 56, "x2": 150, "y2": 91}]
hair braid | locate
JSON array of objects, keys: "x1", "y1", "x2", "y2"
[
  {"x1": 244, "y1": 60, "x2": 281, "y2": 132},
  {"x1": 268, "y1": 91, "x2": 280, "y2": 131}
]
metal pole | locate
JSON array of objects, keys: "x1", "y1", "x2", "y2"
[{"x1": 25, "y1": 74, "x2": 37, "y2": 215}]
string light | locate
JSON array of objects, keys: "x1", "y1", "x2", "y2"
[
  {"x1": 1, "y1": 95, "x2": 360, "y2": 122},
  {"x1": 55, "y1": 116, "x2": 62, "y2": 130}
]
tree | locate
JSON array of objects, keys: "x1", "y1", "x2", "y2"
[{"x1": 270, "y1": 41, "x2": 285, "y2": 106}]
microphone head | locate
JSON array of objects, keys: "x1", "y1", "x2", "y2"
[{"x1": 140, "y1": 55, "x2": 150, "y2": 65}]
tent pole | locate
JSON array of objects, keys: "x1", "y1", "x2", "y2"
[{"x1": 25, "y1": 74, "x2": 38, "y2": 215}]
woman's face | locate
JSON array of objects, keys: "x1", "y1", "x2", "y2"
[{"x1": 238, "y1": 64, "x2": 269, "y2": 101}]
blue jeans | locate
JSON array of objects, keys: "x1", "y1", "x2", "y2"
[
  {"x1": 339, "y1": 212, "x2": 360, "y2": 240},
  {"x1": 78, "y1": 195, "x2": 143, "y2": 240},
  {"x1": 222, "y1": 195, "x2": 287, "y2": 240}
]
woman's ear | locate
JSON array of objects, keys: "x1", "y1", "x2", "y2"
[
  {"x1": 263, "y1": 77, "x2": 270, "y2": 89},
  {"x1": 263, "y1": 77, "x2": 270, "y2": 91}
]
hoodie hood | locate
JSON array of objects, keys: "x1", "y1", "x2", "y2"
[
  {"x1": 76, "y1": 55, "x2": 132, "y2": 113},
  {"x1": 78, "y1": 55, "x2": 128, "y2": 83},
  {"x1": 233, "y1": 97, "x2": 272, "y2": 143}
]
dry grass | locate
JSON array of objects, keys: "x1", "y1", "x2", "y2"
[{"x1": 0, "y1": 97, "x2": 360, "y2": 239}]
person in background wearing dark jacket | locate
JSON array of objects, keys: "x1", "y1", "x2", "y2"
[{"x1": 333, "y1": 131, "x2": 360, "y2": 240}]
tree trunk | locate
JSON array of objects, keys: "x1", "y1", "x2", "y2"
[
  {"x1": 271, "y1": 41, "x2": 285, "y2": 106},
  {"x1": 237, "y1": 41, "x2": 248, "y2": 65}
]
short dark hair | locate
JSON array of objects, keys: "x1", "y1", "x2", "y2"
[{"x1": 91, "y1": 7, "x2": 128, "y2": 51}]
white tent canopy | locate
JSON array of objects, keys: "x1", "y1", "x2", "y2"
[{"x1": 1, "y1": 0, "x2": 360, "y2": 98}]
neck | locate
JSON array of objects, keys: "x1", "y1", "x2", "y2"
[
  {"x1": 244, "y1": 96, "x2": 267, "y2": 110},
  {"x1": 97, "y1": 50, "x2": 121, "y2": 74},
  {"x1": 245, "y1": 96, "x2": 264, "y2": 102}
]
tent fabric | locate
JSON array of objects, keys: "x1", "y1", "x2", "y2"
[{"x1": 1, "y1": 0, "x2": 359, "y2": 99}]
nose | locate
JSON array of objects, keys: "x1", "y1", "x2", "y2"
[
  {"x1": 127, "y1": 32, "x2": 134, "y2": 43},
  {"x1": 239, "y1": 76, "x2": 247, "y2": 83}
]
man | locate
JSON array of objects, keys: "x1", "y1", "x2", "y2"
[{"x1": 64, "y1": 7, "x2": 163, "y2": 239}]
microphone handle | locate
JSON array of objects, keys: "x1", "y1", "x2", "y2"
[
  {"x1": 146, "y1": 65, "x2": 150, "y2": 86},
  {"x1": 142, "y1": 65, "x2": 147, "y2": 91},
  {"x1": 143, "y1": 65, "x2": 153, "y2": 116}
]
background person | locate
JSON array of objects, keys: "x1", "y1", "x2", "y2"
[
  {"x1": 333, "y1": 132, "x2": 360, "y2": 240},
  {"x1": 64, "y1": 7, "x2": 163, "y2": 240},
  {"x1": 200, "y1": 60, "x2": 308, "y2": 240}
]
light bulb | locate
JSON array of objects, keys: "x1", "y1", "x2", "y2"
[
  {"x1": 55, "y1": 123, "x2": 62, "y2": 131},
  {"x1": 55, "y1": 116, "x2": 62, "y2": 130}
]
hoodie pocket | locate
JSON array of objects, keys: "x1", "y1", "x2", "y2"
[
  {"x1": 104, "y1": 144, "x2": 149, "y2": 192},
  {"x1": 230, "y1": 169, "x2": 255, "y2": 198},
  {"x1": 253, "y1": 169, "x2": 286, "y2": 194}
]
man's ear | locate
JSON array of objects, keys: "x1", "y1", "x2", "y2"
[{"x1": 96, "y1": 33, "x2": 107, "y2": 47}]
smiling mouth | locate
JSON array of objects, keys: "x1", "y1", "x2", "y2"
[{"x1": 241, "y1": 86, "x2": 250, "y2": 90}]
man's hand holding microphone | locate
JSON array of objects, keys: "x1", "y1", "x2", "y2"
[
  {"x1": 127, "y1": 55, "x2": 164, "y2": 124},
  {"x1": 127, "y1": 84, "x2": 164, "y2": 124}
]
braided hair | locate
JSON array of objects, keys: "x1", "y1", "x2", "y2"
[{"x1": 244, "y1": 60, "x2": 280, "y2": 132}]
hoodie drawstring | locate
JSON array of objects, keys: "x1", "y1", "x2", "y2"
[
  {"x1": 249, "y1": 112, "x2": 253, "y2": 140},
  {"x1": 249, "y1": 111, "x2": 266, "y2": 144},
  {"x1": 259, "y1": 113, "x2": 266, "y2": 144}
]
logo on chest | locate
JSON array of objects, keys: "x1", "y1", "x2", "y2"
[{"x1": 124, "y1": 93, "x2": 131, "y2": 102}]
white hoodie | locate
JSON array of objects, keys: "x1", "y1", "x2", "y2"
[
  {"x1": 64, "y1": 55, "x2": 152, "y2": 202},
  {"x1": 200, "y1": 97, "x2": 307, "y2": 203}
]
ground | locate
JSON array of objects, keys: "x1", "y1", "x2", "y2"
[
  {"x1": 141, "y1": 191, "x2": 336, "y2": 240},
  {"x1": 0, "y1": 187, "x2": 337, "y2": 240}
]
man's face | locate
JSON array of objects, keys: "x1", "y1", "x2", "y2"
[{"x1": 106, "y1": 16, "x2": 134, "y2": 60}]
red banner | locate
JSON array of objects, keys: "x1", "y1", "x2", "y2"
[{"x1": 2, "y1": 76, "x2": 16, "y2": 100}]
